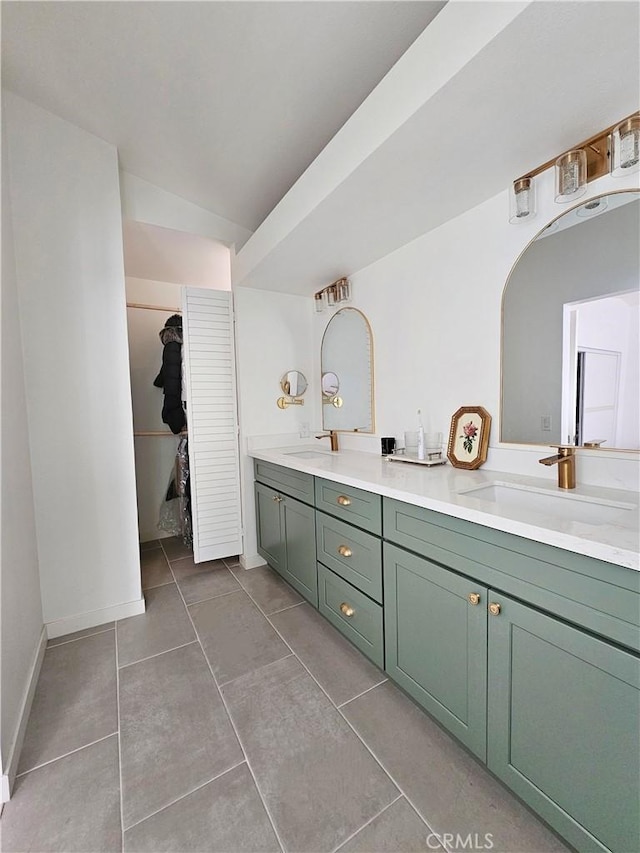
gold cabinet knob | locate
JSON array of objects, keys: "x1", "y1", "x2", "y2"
[
  {"x1": 468, "y1": 592, "x2": 481, "y2": 606},
  {"x1": 339, "y1": 602, "x2": 355, "y2": 617},
  {"x1": 488, "y1": 602, "x2": 501, "y2": 616},
  {"x1": 272, "y1": 495, "x2": 283, "y2": 503},
  {"x1": 337, "y1": 545, "x2": 352, "y2": 558},
  {"x1": 337, "y1": 495, "x2": 351, "y2": 506}
]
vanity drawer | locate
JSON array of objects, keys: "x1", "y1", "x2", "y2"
[
  {"x1": 315, "y1": 477, "x2": 381, "y2": 534},
  {"x1": 254, "y1": 459, "x2": 314, "y2": 505},
  {"x1": 316, "y1": 511, "x2": 382, "y2": 603},
  {"x1": 317, "y1": 564, "x2": 384, "y2": 668}
]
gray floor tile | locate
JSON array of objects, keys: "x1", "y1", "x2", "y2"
[
  {"x1": 119, "y1": 643, "x2": 243, "y2": 829},
  {"x1": 222, "y1": 655, "x2": 398, "y2": 853},
  {"x1": 18, "y1": 631, "x2": 117, "y2": 773},
  {"x1": 271, "y1": 602, "x2": 385, "y2": 706},
  {"x1": 47, "y1": 622, "x2": 114, "y2": 647},
  {"x1": 117, "y1": 583, "x2": 195, "y2": 667},
  {"x1": 234, "y1": 564, "x2": 303, "y2": 614},
  {"x1": 140, "y1": 548, "x2": 173, "y2": 590},
  {"x1": 140, "y1": 539, "x2": 160, "y2": 552},
  {"x1": 223, "y1": 555, "x2": 241, "y2": 569},
  {"x1": 342, "y1": 681, "x2": 569, "y2": 853},
  {"x1": 172, "y1": 556, "x2": 241, "y2": 605},
  {"x1": 160, "y1": 536, "x2": 193, "y2": 561},
  {"x1": 189, "y1": 590, "x2": 290, "y2": 685},
  {"x1": 123, "y1": 763, "x2": 279, "y2": 852},
  {"x1": 2, "y1": 735, "x2": 121, "y2": 852},
  {"x1": 339, "y1": 797, "x2": 438, "y2": 852}
]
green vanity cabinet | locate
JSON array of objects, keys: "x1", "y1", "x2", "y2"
[
  {"x1": 384, "y1": 543, "x2": 489, "y2": 760},
  {"x1": 487, "y1": 593, "x2": 640, "y2": 853},
  {"x1": 254, "y1": 471, "x2": 317, "y2": 606},
  {"x1": 383, "y1": 496, "x2": 640, "y2": 853}
]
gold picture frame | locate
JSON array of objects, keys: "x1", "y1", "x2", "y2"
[{"x1": 447, "y1": 406, "x2": 491, "y2": 469}]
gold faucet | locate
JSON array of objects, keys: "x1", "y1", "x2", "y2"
[
  {"x1": 539, "y1": 446, "x2": 576, "y2": 489},
  {"x1": 316, "y1": 430, "x2": 339, "y2": 452}
]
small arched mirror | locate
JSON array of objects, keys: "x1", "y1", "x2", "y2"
[
  {"x1": 501, "y1": 190, "x2": 639, "y2": 449},
  {"x1": 321, "y1": 308, "x2": 374, "y2": 432},
  {"x1": 280, "y1": 370, "x2": 308, "y2": 397}
]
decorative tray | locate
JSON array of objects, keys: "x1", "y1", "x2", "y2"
[{"x1": 386, "y1": 453, "x2": 447, "y2": 467}]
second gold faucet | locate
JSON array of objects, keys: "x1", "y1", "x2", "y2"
[{"x1": 539, "y1": 446, "x2": 576, "y2": 489}]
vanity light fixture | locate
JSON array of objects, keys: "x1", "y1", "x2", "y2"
[
  {"x1": 508, "y1": 111, "x2": 640, "y2": 223},
  {"x1": 313, "y1": 277, "x2": 352, "y2": 312},
  {"x1": 612, "y1": 116, "x2": 640, "y2": 175},
  {"x1": 509, "y1": 177, "x2": 535, "y2": 223}
]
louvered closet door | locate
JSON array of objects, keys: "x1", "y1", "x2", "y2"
[{"x1": 182, "y1": 287, "x2": 242, "y2": 562}]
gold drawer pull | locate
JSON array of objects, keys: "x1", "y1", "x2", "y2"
[
  {"x1": 337, "y1": 495, "x2": 351, "y2": 506},
  {"x1": 340, "y1": 602, "x2": 355, "y2": 617},
  {"x1": 337, "y1": 545, "x2": 352, "y2": 558},
  {"x1": 468, "y1": 592, "x2": 481, "y2": 606},
  {"x1": 489, "y1": 602, "x2": 501, "y2": 616}
]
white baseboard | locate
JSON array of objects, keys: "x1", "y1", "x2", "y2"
[
  {"x1": 2, "y1": 626, "x2": 47, "y2": 802},
  {"x1": 239, "y1": 552, "x2": 267, "y2": 570},
  {"x1": 46, "y1": 597, "x2": 146, "y2": 640}
]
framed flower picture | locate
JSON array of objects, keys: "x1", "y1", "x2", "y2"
[{"x1": 447, "y1": 406, "x2": 491, "y2": 469}]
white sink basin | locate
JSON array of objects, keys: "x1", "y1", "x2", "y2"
[
  {"x1": 458, "y1": 482, "x2": 637, "y2": 525},
  {"x1": 284, "y1": 450, "x2": 330, "y2": 459}
]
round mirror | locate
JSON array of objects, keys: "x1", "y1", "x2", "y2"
[
  {"x1": 501, "y1": 190, "x2": 639, "y2": 450},
  {"x1": 321, "y1": 372, "x2": 340, "y2": 397},
  {"x1": 280, "y1": 370, "x2": 307, "y2": 397},
  {"x1": 321, "y1": 308, "x2": 374, "y2": 433}
]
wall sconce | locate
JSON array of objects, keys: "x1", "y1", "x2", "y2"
[
  {"x1": 313, "y1": 277, "x2": 351, "y2": 313},
  {"x1": 509, "y1": 111, "x2": 639, "y2": 223},
  {"x1": 509, "y1": 177, "x2": 535, "y2": 223}
]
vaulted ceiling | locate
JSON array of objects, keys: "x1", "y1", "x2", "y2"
[{"x1": 1, "y1": 1, "x2": 445, "y2": 231}]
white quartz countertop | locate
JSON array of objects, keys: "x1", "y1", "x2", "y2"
[{"x1": 250, "y1": 446, "x2": 640, "y2": 571}]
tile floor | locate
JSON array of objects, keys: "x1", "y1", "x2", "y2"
[{"x1": 1, "y1": 538, "x2": 570, "y2": 853}]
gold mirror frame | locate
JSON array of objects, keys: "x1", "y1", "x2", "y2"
[
  {"x1": 320, "y1": 307, "x2": 375, "y2": 434},
  {"x1": 500, "y1": 188, "x2": 640, "y2": 451}
]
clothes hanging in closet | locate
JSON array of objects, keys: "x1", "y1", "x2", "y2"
[{"x1": 153, "y1": 314, "x2": 186, "y2": 434}]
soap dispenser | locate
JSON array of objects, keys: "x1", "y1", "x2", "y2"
[{"x1": 417, "y1": 409, "x2": 426, "y2": 460}]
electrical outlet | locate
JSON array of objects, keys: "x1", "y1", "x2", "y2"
[
  {"x1": 541, "y1": 415, "x2": 552, "y2": 432},
  {"x1": 299, "y1": 421, "x2": 310, "y2": 439}
]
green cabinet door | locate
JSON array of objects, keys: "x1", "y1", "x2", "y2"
[
  {"x1": 488, "y1": 593, "x2": 640, "y2": 853},
  {"x1": 255, "y1": 482, "x2": 284, "y2": 574},
  {"x1": 384, "y1": 543, "x2": 488, "y2": 760},
  {"x1": 281, "y1": 495, "x2": 318, "y2": 607}
]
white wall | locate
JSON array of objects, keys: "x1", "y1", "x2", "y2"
[
  {"x1": 311, "y1": 167, "x2": 640, "y2": 491},
  {"x1": 234, "y1": 288, "x2": 317, "y2": 566},
  {"x1": 1, "y1": 118, "x2": 44, "y2": 791},
  {"x1": 123, "y1": 220, "x2": 231, "y2": 289},
  {"x1": 4, "y1": 92, "x2": 143, "y2": 636}
]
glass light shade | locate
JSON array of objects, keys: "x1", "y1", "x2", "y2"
[
  {"x1": 611, "y1": 117, "x2": 640, "y2": 176},
  {"x1": 555, "y1": 149, "x2": 587, "y2": 202},
  {"x1": 337, "y1": 278, "x2": 352, "y2": 302},
  {"x1": 314, "y1": 292, "x2": 326, "y2": 313},
  {"x1": 326, "y1": 284, "x2": 338, "y2": 307},
  {"x1": 509, "y1": 178, "x2": 536, "y2": 223}
]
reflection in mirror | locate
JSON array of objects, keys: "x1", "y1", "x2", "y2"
[
  {"x1": 280, "y1": 370, "x2": 307, "y2": 397},
  {"x1": 321, "y1": 308, "x2": 374, "y2": 432},
  {"x1": 321, "y1": 372, "x2": 340, "y2": 397},
  {"x1": 502, "y1": 191, "x2": 639, "y2": 449}
]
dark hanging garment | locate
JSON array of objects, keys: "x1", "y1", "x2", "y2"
[{"x1": 153, "y1": 314, "x2": 186, "y2": 434}]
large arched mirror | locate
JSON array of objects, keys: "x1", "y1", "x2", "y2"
[
  {"x1": 321, "y1": 308, "x2": 374, "y2": 432},
  {"x1": 501, "y1": 190, "x2": 639, "y2": 450}
]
